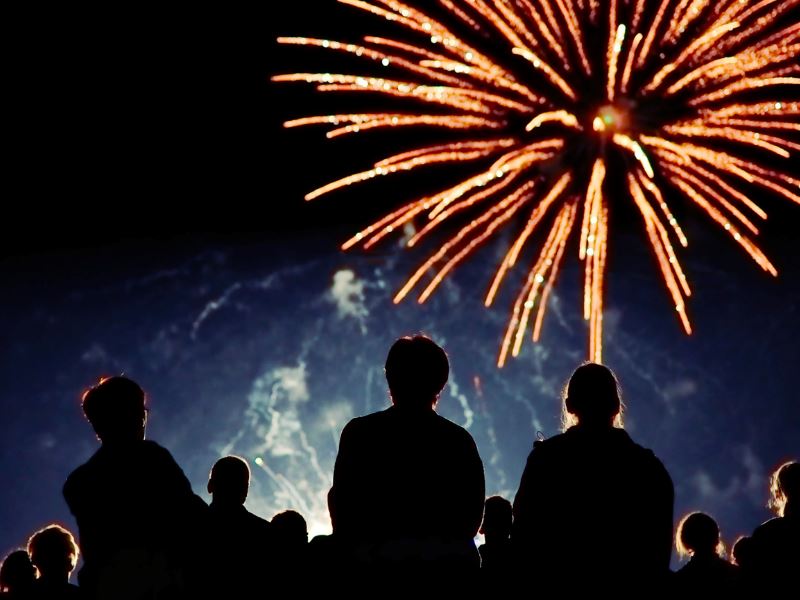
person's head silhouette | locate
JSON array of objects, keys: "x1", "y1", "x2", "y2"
[
  {"x1": 27, "y1": 524, "x2": 79, "y2": 583},
  {"x1": 0, "y1": 550, "x2": 35, "y2": 593},
  {"x1": 81, "y1": 376, "x2": 147, "y2": 444},
  {"x1": 769, "y1": 460, "x2": 799, "y2": 517},
  {"x1": 562, "y1": 362, "x2": 623, "y2": 430},
  {"x1": 676, "y1": 512, "x2": 722, "y2": 559},
  {"x1": 731, "y1": 535, "x2": 753, "y2": 568},
  {"x1": 480, "y1": 496, "x2": 512, "y2": 543},
  {"x1": 207, "y1": 455, "x2": 251, "y2": 507},
  {"x1": 384, "y1": 335, "x2": 449, "y2": 409},
  {"x1": 272, "y1": 510, "x2": 308, "y2": 549}
]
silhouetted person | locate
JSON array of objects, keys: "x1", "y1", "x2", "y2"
[
  {"x1": 732, "y1": 535, "x2": 756, "y2": 593},
  {"x1": 27, "y1": 524, "x2": 82, "y2": 599},
  {"x1": 731, "y1": 535, "x2": 754, "y2": 570},
  {"x1": 271, "y1": 510, "x2": 308, "y2": 571},
  {"x1": 672, "y1": 512, "x2": 739, "y2": 595},
  {"x1": 206, "y1": 456, "x2": 272, "y2": 597},
  {"x1": 478, "y1": 495, "x2": 513, "y2": 593},
  {"x1": 62, "y1": 376, "x2": 207, "y2": 600},
  {"x1": 0, "y1": 551, "x2": 35, "y2": 598},
  {"x1": 748, "y1": 460, "x2": 799, "y2": 588},
  {"x1": 307, "y1": 533, "x2": 344, "y2": 583},
  {"x1": 512, "y1": 363, "x2": 674, "y2": 593},
  {"x1": 328, "y1": 335, "x2": 485, "y2": 582},
  {"x1": 478, "y1": 496, "x2": 512, "y2": 572}
]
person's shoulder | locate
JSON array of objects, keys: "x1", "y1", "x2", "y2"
[
  {"x1": 618, "y1": 431, "x2": 668, "y2": 466},
  {"x1": 622, "y1": 436, "x2": 673, "y2": 487},
  {"x1": 674, "y1": 560, "x2": 694, "y2": 577},
  {"x1": 65, "y1": 459, "x2": 91, "y2": 485},
  {"x1": 531, "y1": 431, "x2": 569, "y2": 453},
  {"x1": 752, "y1": 516, "x2": 784, "y2": 538},
  {"x1": 718, "y1": 557, "x2": 740, "y2": 574},
  {"x1": 341, "y1": 412, "x2": 375, "y2": 433},
  {"x1": 138, "y1": 439, "x2": 183, "y2": 466},
  {"x1": 63, "y1": 450, "x2": 101, "y2": 499},
  {"x1": 630, "y1": 440, "x2": 662, "y2": 463},
  {"x1": 433, "y1": 412, "x2": 476, "y2": 440},
  {"x1": 141, "y1": 439, "x2": 172, "y2": 455},
  {"x1": 244, "y1": 508, "x2": 272, "y2": 533},
  {"x1": 344, "y1": 408, "x2": 398, "y2": 431}
]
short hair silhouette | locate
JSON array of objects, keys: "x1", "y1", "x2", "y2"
[
  {"x1": 769, "y1": 460, "x2": 799, "y2": 517},
  {"x1": 384, "y1": 335, "x2": 449, "y2": 407},
  {"x1": 66, "y1": 375, "x2": 208, "y2": 598},
  {"x1": 81, "y1": 376, "x2": 147, "y2": 443},
  {"x1": 0, "y1": 550, "x2": 35, "y2": 593},
  {"x1": 480, "y1": 496, "x2": 512, "y2": 538},
  {"x1": 746, "y1": 459, "x2": 799, "y2": 589},
  {"x1": 562, "y1": 362, "x2": 623, "y2": 429},
  {"x1": 676, "y1": 512, "x2": 722, "y2": 558},
  {"x1": 27, "y1": 524, "x2": 79, "y2": 580},
  {"x1": 208, "y1": 455, "x2": 250, "y2": 506},
  {"x1": 732, "y1": 535, "x2": 754, "y2": 568},
  {"x1": 271, "y1": 510, "x2": 308, "y2": 547}
]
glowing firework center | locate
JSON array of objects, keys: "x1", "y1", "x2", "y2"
[{"x1": 592, "y1": 105, "x2": 627, "y2": 134}]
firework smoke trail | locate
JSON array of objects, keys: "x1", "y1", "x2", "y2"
[{"x1": 275, "y1": 0, "x2": 800, "y2": 364}]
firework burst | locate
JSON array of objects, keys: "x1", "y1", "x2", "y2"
[{"x1": 275, "y1": 0, "x2": 800, "y2": 365}]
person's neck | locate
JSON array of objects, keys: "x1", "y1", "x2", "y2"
[
  {"x1": 100, "y1": 438, "x2": 143, "y2": 449},
  {"x1": 211, "y1": 499, "x2": 246, "y2": 511},
  {"x1": 392, "y1": 403, "x2": 435, "y2": 413},
  {"x1": 574, "y1": 422, "x2": 615, "y2": 432},
  {"x1": 691, "y1": 550, "x2": 719, "y2": 561},
  {"x1": 38, "y1": 575, "x2": 69, "y2": 586}
]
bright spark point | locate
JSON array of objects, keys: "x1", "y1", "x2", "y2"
[
  {"x1": 277, "y1": 0, "x2": 800, "y2": 365},
  {"x1": 595, "y1": 105, "x2": 627, "y2": 133}
]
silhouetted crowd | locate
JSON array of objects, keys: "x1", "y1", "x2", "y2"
[{"x1": 1, "y1": 335, "x2": 797, "y2": 598}]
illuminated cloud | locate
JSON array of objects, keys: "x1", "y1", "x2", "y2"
[{"x1": 329, "y1": 269, "x2": 369, "y2": 329}]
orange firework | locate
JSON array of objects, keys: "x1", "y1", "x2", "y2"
[{"x1": 275, "y1": 0, "x2": 800, "y2": 365}]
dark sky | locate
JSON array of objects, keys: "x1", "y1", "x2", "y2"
[
  {"x1": 6, "y1": 4, "x2": 384, "y2": 256},
  {"x1": 5, "y1": 3, "x2": 798, "y2": 254}
]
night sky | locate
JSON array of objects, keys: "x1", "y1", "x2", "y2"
[{"x1": 2, "y1": 2, "x2": 799, "y2": 567}]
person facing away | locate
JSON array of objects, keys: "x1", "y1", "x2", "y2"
[
  {"x1": 478, "y1": 496, "x2": 513, "y2": 574},
  {"x1": 0, "y1": 550, "x2": 35, "y2": 598},
  {"x1": 62, "y1": 376, "x2": 207, "y2": 600},
  {"x1": 27, "y1": 524, "x2": 82, "y2": 599},
  {"x1": 672, "y1": 512, "x2": 740, "y2": 595},
  {"x1": 731, "y1": 536, "x2": 754, "y2": 570},
  {"x1": 328, "y1": 335, "x2": 485, "y2": 575},
  {"x1": 478, "y1": 495, "x2": 514, "y2": 593},
  {"x1": 512, "y1": 363, "x2": 674, "y2": 592},
  {"x1": 271, "y1": 510, "x2": 309, "y2": 574},
  {"x1": 206, "y1": 456, "x2": 272, "y2": 596},
  {"x1": 731, "y1": 534, "x2": 758, "y2": 594},
  {"x1": 747, "y1": 460, "x2": 799, "y2": 585}
]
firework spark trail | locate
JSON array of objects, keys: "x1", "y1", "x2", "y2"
[{"x1": 276, "y1": 0, "x2": 800, "y2": 363}]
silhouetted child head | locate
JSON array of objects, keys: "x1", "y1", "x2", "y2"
[
  {"x1": 27, "y1": 524, "x2": 79, "y2": 582},
  {"x1": 769, "y1": 460, "x2": 799, "y2": 517},
  {"x1": 0, "y1": 550, "x2": 35, "y2": 593},
  {"x1": 208, "y1": 455, "x2": 251, "y2": 506},
  {"x1": 676, "y1": 512, "x2": 722, "y2": 559},
  {"x1": 385, "y1": 335, "x2": 449, "y2": 408},
  {"x1": 562, "y1": 362, "x2": 623, "y2": 430},
  {"x1": 81, "y1": 376, "x2": 147, "y2": 444},
  {"x1": 480, "y1": 496, "x2": 512, "y2": 544},
  {"x1": 732, "y1": 535, "x2": 754, "y2": 568},
  {"x1": 271, "y1": 510, "x2": 308, "y2": 549}
]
